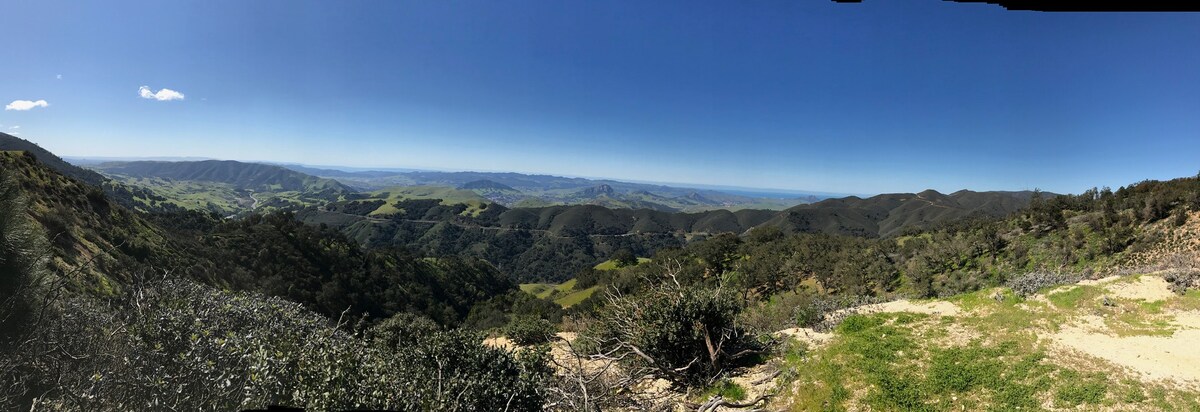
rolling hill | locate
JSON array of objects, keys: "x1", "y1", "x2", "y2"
[
  {"x1": 94, "y1": 160, "x2": 352, "y2": 194},
  {"x1": 766, "y1": 189, "x2": 1044, "y2": 237},
  {"x1": 89, "y1": 160, "x2": 354, "y2": 214}
]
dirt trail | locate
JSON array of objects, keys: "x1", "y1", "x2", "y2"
[
  {"x1": 1048, "y1": 273, "x2": 1200, "y2": 389},
  {"x1": 1053, "y1": 315, "x2": 1200, "y2": 388}
]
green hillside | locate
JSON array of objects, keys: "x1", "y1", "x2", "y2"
[
  {"x1": 594, "y1": 256, "x2": 651, "y2": 271},
  {"x1": 90, "y1": 160, "x2": 355, "y2": 214},
  {"x1": 366, "y1": 186, "x2": 491, "y2": 216},
  {"x1": 94, "y1": 160, "x2": 351, "y2": 193},
  {"x1": 0, "y1": 132, "x2": 107, "y2": 187},
  {"x1": 519, "y1": 278, "x2": 600, "y2": 308}
]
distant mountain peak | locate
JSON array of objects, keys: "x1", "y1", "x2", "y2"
[
  {"x1": 578, "y1": 184, "x2": 616, "y2": 197},
  {"x1": 684, "y1": 191, "x2": 718, "y2": 205}
]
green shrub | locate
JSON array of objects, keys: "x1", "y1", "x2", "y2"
[
  {"x1": 11, "y1": 278, "x2": 551, "y2": 411},
  {"x1": 0, "y1": 168, "x2": 48, "y2": 339},
  {"x1": 505, "y1": 315, "x2": 557, "y2": 345},
  {"x1": 368, "y1": 312, "x2": 441, "y2": 349},
  {"x1": 583, "y1": 279, "x2": 764, "y2": 387}
]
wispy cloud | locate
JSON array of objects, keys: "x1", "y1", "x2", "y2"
[
  {"x1": 56, "y1": 74, "x2": 62, "y2": 80},
  {"x1": 138, "y1": 86, "x2": 185, "y2": 101},
  {"x1": 10, "y1": 126, "x2": 19, "y2": 130},
  {"x1": 5, "y1": 100, "x2": 50, "y2": 111}
]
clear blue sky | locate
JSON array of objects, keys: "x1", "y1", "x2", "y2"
[{"x1": 2, "y1": 1, "x2": 1198, "y2": 195}]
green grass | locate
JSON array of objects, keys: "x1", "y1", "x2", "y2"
[
  {"x1": 552, "y1": 286, "x2": 599, "y2": 307},
  {"x1": 1047, "y1": 284, "x2": 1103, "y2": 309},
  {"x1": 367, "y1": 186, "x2": 490, "y2": 216},
  {"x1": 108, "y1": 176, "x2": 247, "y2": 214},
  {"x1": 1053, "y1": 370, "x2": 1108, "y2": 407},
  {"x1": 698, "y1": 379, "x2": 747, "y2": 402},
  {"x1": 779, "y1": 312, "x2": 1057, "y2": 411},
  {"x1": 775, "y1": 283, "x2": 1200, "y2": 412},
  {"x1": 518, "y1": 278, "x2": 600, "y2": 308},
  {"x1": 519, "y1": 283, "x2": 556, "y2": 299},
  {"x1": 594, "y1": 257, "x2": 651, "y2": 270},
  {"x1": 105, "y1": 175, "x2": 339, "y2": 215}
]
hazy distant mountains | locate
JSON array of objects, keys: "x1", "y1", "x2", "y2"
[
  {"x1": 278, "y1": 165, "x2": 820, "y2": 212},
  {"x1": 41, "y1": 145, "x2": 1043, "y2": 237}
]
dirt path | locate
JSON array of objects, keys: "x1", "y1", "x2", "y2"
[
  {"x1": 1048, "y1": 273, "x2": 1200, "y2": 389},
  {"x1": 1053, "y1": 316, "x2": 1200, "y2": 389}
]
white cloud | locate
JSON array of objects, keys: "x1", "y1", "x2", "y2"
[
  {"x1": 5, "y1": 100, "x2": 50, "y2": 111},
  {"x1": 9, "y1": 126, "x2": 19, "y2": 130},
  {"x1": 138, "y1": 86, "x2": 185, "y2": 101},
  {"x1": 56, "y1": 74, "x2": 62, "y2": 80}
]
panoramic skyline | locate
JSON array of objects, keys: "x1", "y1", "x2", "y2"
[{"x1": 2, "y1": 1, "x2": 1198, "y2": 195}]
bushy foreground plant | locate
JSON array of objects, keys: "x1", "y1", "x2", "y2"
[
  {"x1": 505, "y1": 315, "x2": 557, "y2": 345},
  {"x1": 581, "y1": 277, "x2": 764, "y2": 387},
  {"x1": 3, "y1": 278, "x2": 550, "y2": 411}
]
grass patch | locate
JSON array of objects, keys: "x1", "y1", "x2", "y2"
[
  {"x1": 1104, "y1": 309, "x2": 1175, "y2": 337},
  {"x1": 1047, "y1": 285, "x2": 1102, "y2": 309},
  {"x1": 367, "y1": 186, "x2": 491, "y2": 216},
  {"x1": 519, "y1": 283, "x2": 556, "y2": 299},
  {"x1": 775, "y1": 284, "x2": 1200, "y2": 411},
  {"x1": 1053, "y1": 370, "x2": 1108, "y2": 407},
  {"x1": 553, "y1": 286, "x2": 598, "y2": 308},
  {"x1": 1169, "y1": 289, "x2": 1200, "y2": 311},
  {"x1": 519, "y1": 278, "x2": 598, "y2": 308},
  {"x1": 698, "y1": 379, "x2": 747, "y2": 402},
  {"x1": 593, "y1": 257, "x2": 651, "y2": 271}
]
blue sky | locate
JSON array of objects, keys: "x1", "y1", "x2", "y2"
[{"x1": 2, "y1": 1, "x2": 1198, "y2": 195}]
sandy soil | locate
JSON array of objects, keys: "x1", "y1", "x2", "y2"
[
  {"x1": 482, "y1": 335, "x2": 516, "y2": 350},
  {"x1": 1053, "y1": 323, "x2": 1200, "y2": 388},
  {"x1": 1078, "y1": 275, "x2": 1122, "y2": 286},
  {"x1": 1106, "y1": 275, "x2": 1175, "y2": 302},
  {"x1": 776, "y1": 327, "x2": 834, "y2": 348},
  {"x1": 1050, "y1": 275, "x2": 1200, "y2": 389},
  {"x1": 866, "y1": 299, "x2": 962, "y2": 317},
  {"x1": 777, "y1": 300, "x2": 961, "y2": 348}
]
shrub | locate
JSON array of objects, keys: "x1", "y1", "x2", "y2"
[
  {"x1": 1006, "y1": 272, "x2": 1080, "y2": 297},
  {"x1": 368, "y1": 312, "x2": 441, "y2": 349},
  {"x1": 505, "y1": 315, "x2": 557, "y2": 345},
  {"x1": 0, "y1": 168, "x2": 48, "y2": 340},
  {"x1": 738, "y1": 290, "x2": 815, "y2": 334},
  {"x1": 582, "y1": 279, "x2": 764, "y2": 387},
  {"x1": 799, "y1": 295, "x2": 882, "y2": 332},
  {"x1": 1163, "y1": 268, "x2": 1200, "y2": 295},
  {"x1": 9, "y1": 278, "x2": 551, "y2": 411},
  {"x1": 611, "y1": 249, "x2": 639, "y2": 268}
]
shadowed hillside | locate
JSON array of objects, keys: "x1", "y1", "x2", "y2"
[
  {"x1": 0, "y1": 132, "x2": 106, "y2": 187},
  {"x1": 765, "y1": 189, "x2": 1044, "y2": 237}
]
